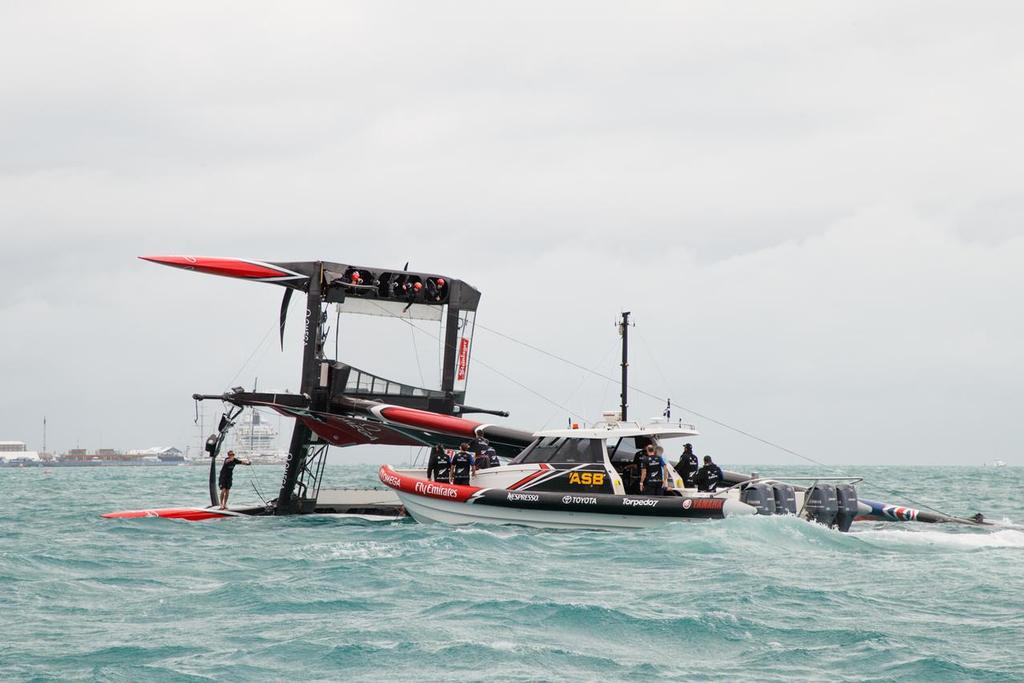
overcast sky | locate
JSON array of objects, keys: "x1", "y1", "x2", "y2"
[{"x1": 2, "y1": 2, "x2": 1022, "y2": 466}]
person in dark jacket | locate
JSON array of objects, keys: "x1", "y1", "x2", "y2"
[
  {"x1": 450, "y1": 443, "x2": 475, "y2": 485},
  {"x1": 485, "y1": 447, "x2": 501, "y2": 468},
  {"x1": 426, "y1": 444, "x2": 451, "y2": 483},
  {"x1": 218, "y1": 450, "x2": 252, "y2": 510},
  {"x1": 638, "y1": 444, "x2": 668, "y2": 496},
  {"x1": 473, "y1": 438, "x2": 491, "y2": 469},
  {"x1": 675, "y1": 443, "x2": 700, "y2": 488},
  {"x1": 694, "y1": 455, "x2": 724, "y2": 492}
]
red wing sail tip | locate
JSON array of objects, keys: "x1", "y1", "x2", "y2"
[
  {"x1": 138, "y1": 255, "x2": 306, "y2": 282},
  {"x1": 102, "y1": 507, "x2": 238, "y2": 521}
]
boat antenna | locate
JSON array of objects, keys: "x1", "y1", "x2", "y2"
[{"x1": 618, "y1": 311, "x2": 631, "y2": 421}]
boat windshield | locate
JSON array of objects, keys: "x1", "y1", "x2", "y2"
[
  {"x1": 513, "y1": 437, "x2": 605, "y2": 464},
  {"x1": 607, "y1": 436, "x2": 657, "y2": 463}
]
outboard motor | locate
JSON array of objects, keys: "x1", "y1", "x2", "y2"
[
  {"x1": 803, "y1": 484, "x2": 838, "y2": 527},
  {"x1": 740, "y1": 482, "x2": 776, "y2": 516},
  {"x1": 834, "y1": 484, "x2": 859, "y2": 532},
  {"x1": 771, "y1": 483, "x2": 797, "y2": 515}
]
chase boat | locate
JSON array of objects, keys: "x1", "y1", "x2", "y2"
[
  {"x1": 379, "y1": 417, "x2": 859, "y2": 530},
  {"x1": 380, "y1": 407, "x2": 989, "y2": 530}
]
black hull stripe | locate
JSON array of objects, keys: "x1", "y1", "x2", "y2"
[{"x1": 472, "y1": 489, "x2": 726, "y2": 519}]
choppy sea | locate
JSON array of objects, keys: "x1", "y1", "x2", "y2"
[{"x1": 2, "y1": 463, "x2": 1023, "y2": 682}]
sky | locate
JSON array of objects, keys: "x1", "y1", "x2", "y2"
[{"x1": 2, "y1": 2, "x2": 1022, "y2": 466}]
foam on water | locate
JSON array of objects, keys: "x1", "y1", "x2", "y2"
[{"x1": 2, "y1": 464, "x2": 1023, "y2": 682}]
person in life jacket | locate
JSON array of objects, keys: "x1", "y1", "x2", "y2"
[
  {"x1": 694, "y1": 455, "x2": 724, "y2": 492},
  {"x1": 426, "y1": 444, "x2": 451, "y2": 483},
  {"x1": 675, "y1": 443, "x2": 700, "y2": 488},
  {"x1": 485, "y1": 447, "x2": 501, "y2": 468},
  {"x1": 638, "y1": 444, "x2": 668, "y2": 495},
  {"x1": 472, "y1": 437, "x2": 491, "y2": 470},
  {"x1": 450, "y1": 443, "x2": 476, "y2": 486}
]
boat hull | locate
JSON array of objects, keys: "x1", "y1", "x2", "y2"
[{"x1": 380, "y1": 464, "x2": 755, "y2": 530}]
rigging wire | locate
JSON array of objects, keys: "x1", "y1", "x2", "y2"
[
  {"x1": 363, "y1": 301, "x2": 589, "y2": 421},
  {"x1": 634, "y1": 328, "x2": 674, "y2": 405},
  {"x1": 539, "y1": 339, "x2": 618, "y2": 430},
  {"x1": 224, "y1": 321, "x2": 277, "y2": 389},
  {"x1": 409, "y1": 319, "x2": 427, "y2": 387}
]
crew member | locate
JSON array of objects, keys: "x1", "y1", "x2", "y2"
[
  {"x1": 485, "y1": 447, "x2": 501, "y2": 468},
  {"x1": 694, "y1": 455, "x2": 724, "y2": 492},
  {"x1": 426, "y1": 444, "x2": 451, "y2": 483},
  {"x1": 472, "y1": 437, "x2": 491, "y2": 469},
  {"x1": 638, "y1": 444, "x2": 667, "y2": 496},
  {"x1": 218, "y1": 450, "x2": 252, "y2": 510},
  {"x1": 451, "y1": 443, "x2": 475, "y2": 485},
  {"x1": 675, "y1": 443, "x2": 700, "y2": 488}
]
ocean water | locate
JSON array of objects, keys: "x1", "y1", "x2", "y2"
[{"x1": 2, "y1": 463, "x2": 1023, "y2": 682}]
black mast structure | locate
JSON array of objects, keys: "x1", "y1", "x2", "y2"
[
  {"x1": 163, "y1": 255, "x2": 493, "y2": 515},
  {"x1": 619, "y1": 311, "x2": 630, "y2": 422}
]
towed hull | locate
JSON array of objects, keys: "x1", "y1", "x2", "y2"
[{"x1": 379, "y1": 464, "x2": 755, "y2": 530}]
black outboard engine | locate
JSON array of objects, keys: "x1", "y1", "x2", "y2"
[
  {"x1": 771, "y1": 483, "x2": 797, "y2": 515},
  {"x1": 740, "y1": 482, "x2": 776, "y2": 515},
  {"x1": 803, "y1": 484, "x2": 838, "y2": 527},
  {"x1": 834, "y1": 484, "x2": 859, "y2": 532}
]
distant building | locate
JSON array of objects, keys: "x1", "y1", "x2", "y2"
[
  {"x1": 59, "y1": 449, "x2": 142, "y2": 462},
  {"x1": 0, "y1": 446, "x2": 40, "y2": 463},
  {"x1": 0, "y1": 441, "x2": 28, "y2": 452}
]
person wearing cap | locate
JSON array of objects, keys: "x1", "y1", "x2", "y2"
[
  {"x1": 694, "y1": 455, "x2": 724, "y2": 492},
  {"x1": 450, "y1": 442, "x2": 475, "y2": 485},
  {"x1": 218, "y1": 450, "x2": 252, "y2": 510},
  {"x1": 638, "y1": 444, "x2": 668, "y2": 496},
  {"x1": 426, "y1": 444, "x2": 451, "y2": 482},
  {"x1": 675, "y1": 443, "x2": 700, "y2": 488}
]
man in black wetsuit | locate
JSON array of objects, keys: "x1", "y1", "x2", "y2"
[
  {"x1": 638, "y1": 444, "x2": 668, "y2": 496},
  {"x1": 218, "y1": 450, "x2": 252, "y2": 510},
  {"x1": 675, "y1": 443, "x2": 700, "y2": 488},
  {"x1": 450, "y1": 443, "x2": 475, "y2": 486},
  {"x1": 426, "y1": 444, "x2": 451, "y2": 483},
  {"x1": 694, "y1": 455, "x2": 724, "y2": 493}
]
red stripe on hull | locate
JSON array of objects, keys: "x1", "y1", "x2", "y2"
[
  {"x1": 378, "y1": 464, "x2": 480, "y2": 503},
  {"x1": 506, "y1": 464, "x2": 551, "y2": 490},
  {"x1": 139, "y1": 256, "x2": 300, "y2": 281},
  {"x1": 102, "y1": 508, "x2": 233, "y2": 521},
  {"x1": 378, "y1": 406, "x2": 482, "y2": 438}
]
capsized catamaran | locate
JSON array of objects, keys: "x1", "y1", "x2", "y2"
[{"x1": 103, "y1": 256, "x2": 988, "y2": 531}]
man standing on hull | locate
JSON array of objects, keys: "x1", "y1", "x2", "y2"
[{"x1": 218, "y1": 450, "x2": 252, "y2": 510}]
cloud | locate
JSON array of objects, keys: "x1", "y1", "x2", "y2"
[{"x1": 1, "y1": 2, "x2": 1022, "y2": 466}]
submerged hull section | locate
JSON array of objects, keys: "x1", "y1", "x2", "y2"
[{"x1": 379, "y1": 465, "x2": 754, "y2": 530}]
